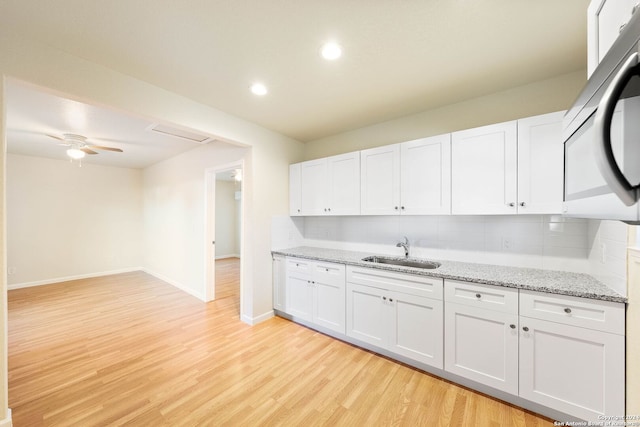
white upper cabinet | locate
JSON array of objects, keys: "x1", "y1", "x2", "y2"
[
  {"x1": 327, "y1": 152, "x2": 361, "y2": 215},
  {"x1": 401, "y1": 135, "x2": 451, "y2": 215},
  {"x1": 452, "y1": 112, "x2": 564, "y2": 215},
  {"x1": 588, "y1": 0, "x2": 638, "y2": 77},
  {"x1": 297, "y1": 152, "x2": 360, "y2": 216},
  {"x1": 360, "y1": 144, "x2": 401, "y2": 215},
  {"x1": 451, "y1": 121, "x2": 518, "y2": 215},
  {"x1": 361, "y1": 135, "x2": 451, "y2": 215},
  {"x1": 517, "y1": 111, "x2": 565, "y2": 214},
  {"x1": 289, "y1": 163, "x2": 302, "y2": 216}
]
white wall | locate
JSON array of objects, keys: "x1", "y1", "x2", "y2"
[
  {"x1": 142, "y1": 142, "x2": 247, "y2": 300},
  {"x1": 215, "y1": 180, "x2": 240, "y2": 258},
  {"x1": 303, "y1": 71, "x2": 586, "y2": 160},
  {"x1": 287, "y1": 215, "x2": 590, "y2": 273},
  {"x1": 587, "y1": 220, "x2": 629, "y2": 297},
  {"x1": 6, "y1": 154, "x2": 142, "y2": 288}
]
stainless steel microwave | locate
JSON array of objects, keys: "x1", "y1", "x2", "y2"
[{"x1": 563, "y1": 9, "x2": 640, "y2": 224}]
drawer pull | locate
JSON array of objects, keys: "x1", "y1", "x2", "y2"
[
  {"x1": 325, "y1": 268, "x2": 329, "y2": 272},
  {"x1": 475, "y1": 293, "x2": 481, "y2": 299},
  {"x1": 522, "y1": 326, "x2": 529, "y2": 332},
  {"x1": 389, "y1": 298, "x2": 393, "y2": 302},
  {"x1": 382, "y1": 296, "x2": 387, "y2": 301},
  {"x1": 564, "y1": 307, "x2": 572, "y2": 314},
  {"x1": 510, "y1": 324, "x2": 516, "y2": 329}
]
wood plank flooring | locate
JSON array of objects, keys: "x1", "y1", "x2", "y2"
[{"x1": 8, "y1": 258, "x2": 553, "y2": 426}]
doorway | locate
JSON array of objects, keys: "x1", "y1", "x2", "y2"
[{"x1": 206, "y1": 162, "x2": 243, "y2": 313}]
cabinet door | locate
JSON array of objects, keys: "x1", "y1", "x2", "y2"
[
  {"x1": 517, "y1": 111, "x2": 564, "y2": 214},
  {"x1": 312, "y1": 262, "x2": 346, "y2": 334},
  {"x1": 400, "y1": 135, "x2": 451, "y2": 215},
  {"x1": 588, "y1": 0, "x2": 637, "y2": 77},
  {"x1": 519, "y1": 316, "x2": 625, "y2": 421},
  {"x1": 444, "y1": 302, "x2": 519, "y2": 394},
  {"x1": 451, "y1": 121, "x2": 517, "y2": 214},
  {"x1": 346, "y1": 283, "x2": 388, "y2": 347},
  {"x1": 289, "y1": 163, "x2": 302, "y2": 216},
  {"x1": 389, "y1": 291, "x2": 443, "y2": 368},
  {"x1": 360, "y1": 144, "x2": 401, "y2": 215},
  {"x1": 272, "y1": 255, "x2": 286, "y2": 311},
  {"x1": 300, "y1": 159, "x2": 328, "y2": 215},
  {"x1": 286, "y1": 273, "x2": 313, "y2": 321},
  {"x1": 327, "y1": 152, "x2": 360, "y2": 215}
]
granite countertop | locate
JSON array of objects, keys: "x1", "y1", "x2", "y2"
[{"x1": 272, "y1": 246, "x2": 627, "y2": 303}]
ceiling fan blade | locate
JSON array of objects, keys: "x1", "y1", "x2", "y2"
[
  {"x1": 88, "y1": 145, "x2": 123, "y2": 152},
  {"x1": 81, "y1": 147, "x2": 99, "y2": 155},
  {"x1": 46, "y1": 134, "x2": 64, "y2": 141}
]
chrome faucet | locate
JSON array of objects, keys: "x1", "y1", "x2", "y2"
[{"x1": 396, "y1": 236, "x2": 410, "y2": 258}]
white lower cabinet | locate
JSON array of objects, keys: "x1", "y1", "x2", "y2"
[
  {"x1": 519, "y1": 290, "x2": 625, "y2": 421},
  {"x1": 346, "y1": 266, "x2": 444, "y2": 368},
  {"x1": 272, "y1": 254, "x2": 286, "y2": 312},
  {"x1": 444, "y1": 280, "x2": 519, "y2": 394},
  {"x1": 285, "y1": 257, "x2": 346, "y2": 334}
]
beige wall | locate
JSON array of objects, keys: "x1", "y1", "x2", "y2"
[
  {"x1": 0, "y1": 33, "x2": 304, "y2": 422},
  {"x1": 303, "y1": 70, "x2": 586, "y2": 160},
  {"x1": 7, "y1": 154, "x2": 143, "y2": 288}
]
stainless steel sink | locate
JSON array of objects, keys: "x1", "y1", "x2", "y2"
[{"x1": 361, "y1": 256, "x2": 441, "y2": 270}]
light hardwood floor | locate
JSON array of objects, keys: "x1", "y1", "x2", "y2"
[{"x1": 8, "y1": 258, "x2": 553, "y2": 426}]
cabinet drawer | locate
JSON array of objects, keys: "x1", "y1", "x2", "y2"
[
  {"x1": 286, "y1": 257, "x2": 313, "y2": 274},
  {"x1": 444, "y1": 280, "x2": 518, "y2": 315},
  {"x1": 520, "y1": 290, "x2": 624, "y2": 335},
  {"x1": 313, "y1": 262, "x2": 346, "y2": 287},
  {"x1": 346, "y1": 266, "x2": 443, "y2": 300}
]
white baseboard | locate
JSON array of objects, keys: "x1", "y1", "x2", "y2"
[
  {"x1": 8, "y1": 268, "x2": 143, "y2": 290},
  {"x1": 142, "y1": 269, "x2": 206, "y2": 302},
  {"x1": 241, "y1": 310, "x2": 274, "y2": 325},
  {"x1": 215, "y1": 254, "x2": 240, "y2": 260},
  {"x1": 0, "y1": 408, "x2": 12, "y2": 427}
]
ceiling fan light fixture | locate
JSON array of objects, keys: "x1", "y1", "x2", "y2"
[{"x1": 66, "y1": 148, "x2": 86, "y2": 159}]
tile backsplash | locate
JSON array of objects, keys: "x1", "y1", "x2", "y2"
[{"x1": 272, "y1": 214, "x2": 629, "y2": 297}]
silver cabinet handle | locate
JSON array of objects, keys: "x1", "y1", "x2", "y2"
[
  {"x1": 327, "y1": 208, "x2": 331, "y2": 212},
  {"x1": 507, "y1": 202, "x2": 515, "y2": 207},
  {"x1": 519, "y1": 202, "x2": 526, "y2": 207},
  {"x1": 389, "y1": 298, "x2": 393, "y2": 303},
  {"x1": 564, "y1": 307, "x2": 572, "y2": 314},
  {"x1": 382, "y1": 296, "x2": 387, "y2": 301},
  {"x1": 475, "y1": 293, "x2": 481, "y2": 299},
  {"x1": 394, "y1": 206, "x2": 399, "y2": 210},
  {"x1": 594, "y1": 51, "x2": 640, "y2": 206},
  {"x1": 509, "y1": 324, "x2": 516, "y2": 329},
  {"x1": 401, "y1": 206, "x2": 405, "y2": 210},
  {"x1": 522, "y1": 326, "x2": 529, "y2": 332}
]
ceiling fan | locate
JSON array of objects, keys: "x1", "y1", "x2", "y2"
[{"x1": 47, "y1": 133, "x2": 123, "y2": 160}]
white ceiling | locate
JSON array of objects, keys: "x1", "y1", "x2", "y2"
[
  {"x1": 2, "y1": 0, "x2": 590, "y2": 149},
  {"x1": 6, "y1": 81, "x2": 219, "y2": 169}
]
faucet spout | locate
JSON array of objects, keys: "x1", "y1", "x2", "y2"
[{"x1": 396, "y1": 236, "x2": 410, "y2": 258}]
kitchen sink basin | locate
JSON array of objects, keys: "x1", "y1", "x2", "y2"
[{"x1": 361, "y1": 256, "x2": 441, "y2": 270}]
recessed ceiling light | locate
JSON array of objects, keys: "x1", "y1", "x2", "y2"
[
  {"x1": 321, "y1": 42, "x2": 342, "y2": 60},
  {"x1": 250, "y1": 83, "x2": 268, "y2": 96}
]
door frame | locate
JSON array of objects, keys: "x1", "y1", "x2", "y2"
[{"x1": 204, "y1": 160, "x2": 244, "y2": 306}]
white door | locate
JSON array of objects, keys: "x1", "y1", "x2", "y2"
[
  {"x1": 444, "y1": 302, "x2": 519, "y2": 394},
  {"x1": 313, "y1": 279, "x2": 346, "y2": 334},
  {"x1": 289, "y1": 163, "x2": 302, "y2": 216},
  {"x1": 346, "y1": 283, "x2": 388, "y2": 347},
  {"x1": 519, "y1": 316, "x2": 625, "y2": 421},
  {"x1": 300, "y1": 159, "x2": 327, "y2": 215},
  {"x1": 451, "y1": 121, "x2": 517, "y2": 214},
  {"x1": 360, "y1": 144, "x2": 401, "y2": 215},
  {"x1": 389, "y1": 291, "x2": 443, "y2": 368},
  {"x1": 400, "y1": 135, "x2": 451, "y2": 215},
  {"x1": 517, "y1": 111, "x2": 564, "y2": 214},
  {"x1": 327, "y1": 152, "x2": 360, "y2": 215}
]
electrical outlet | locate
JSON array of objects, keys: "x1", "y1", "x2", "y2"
[{"x1": 502, "y1": 238, "x2": 511, "y2": 251}]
